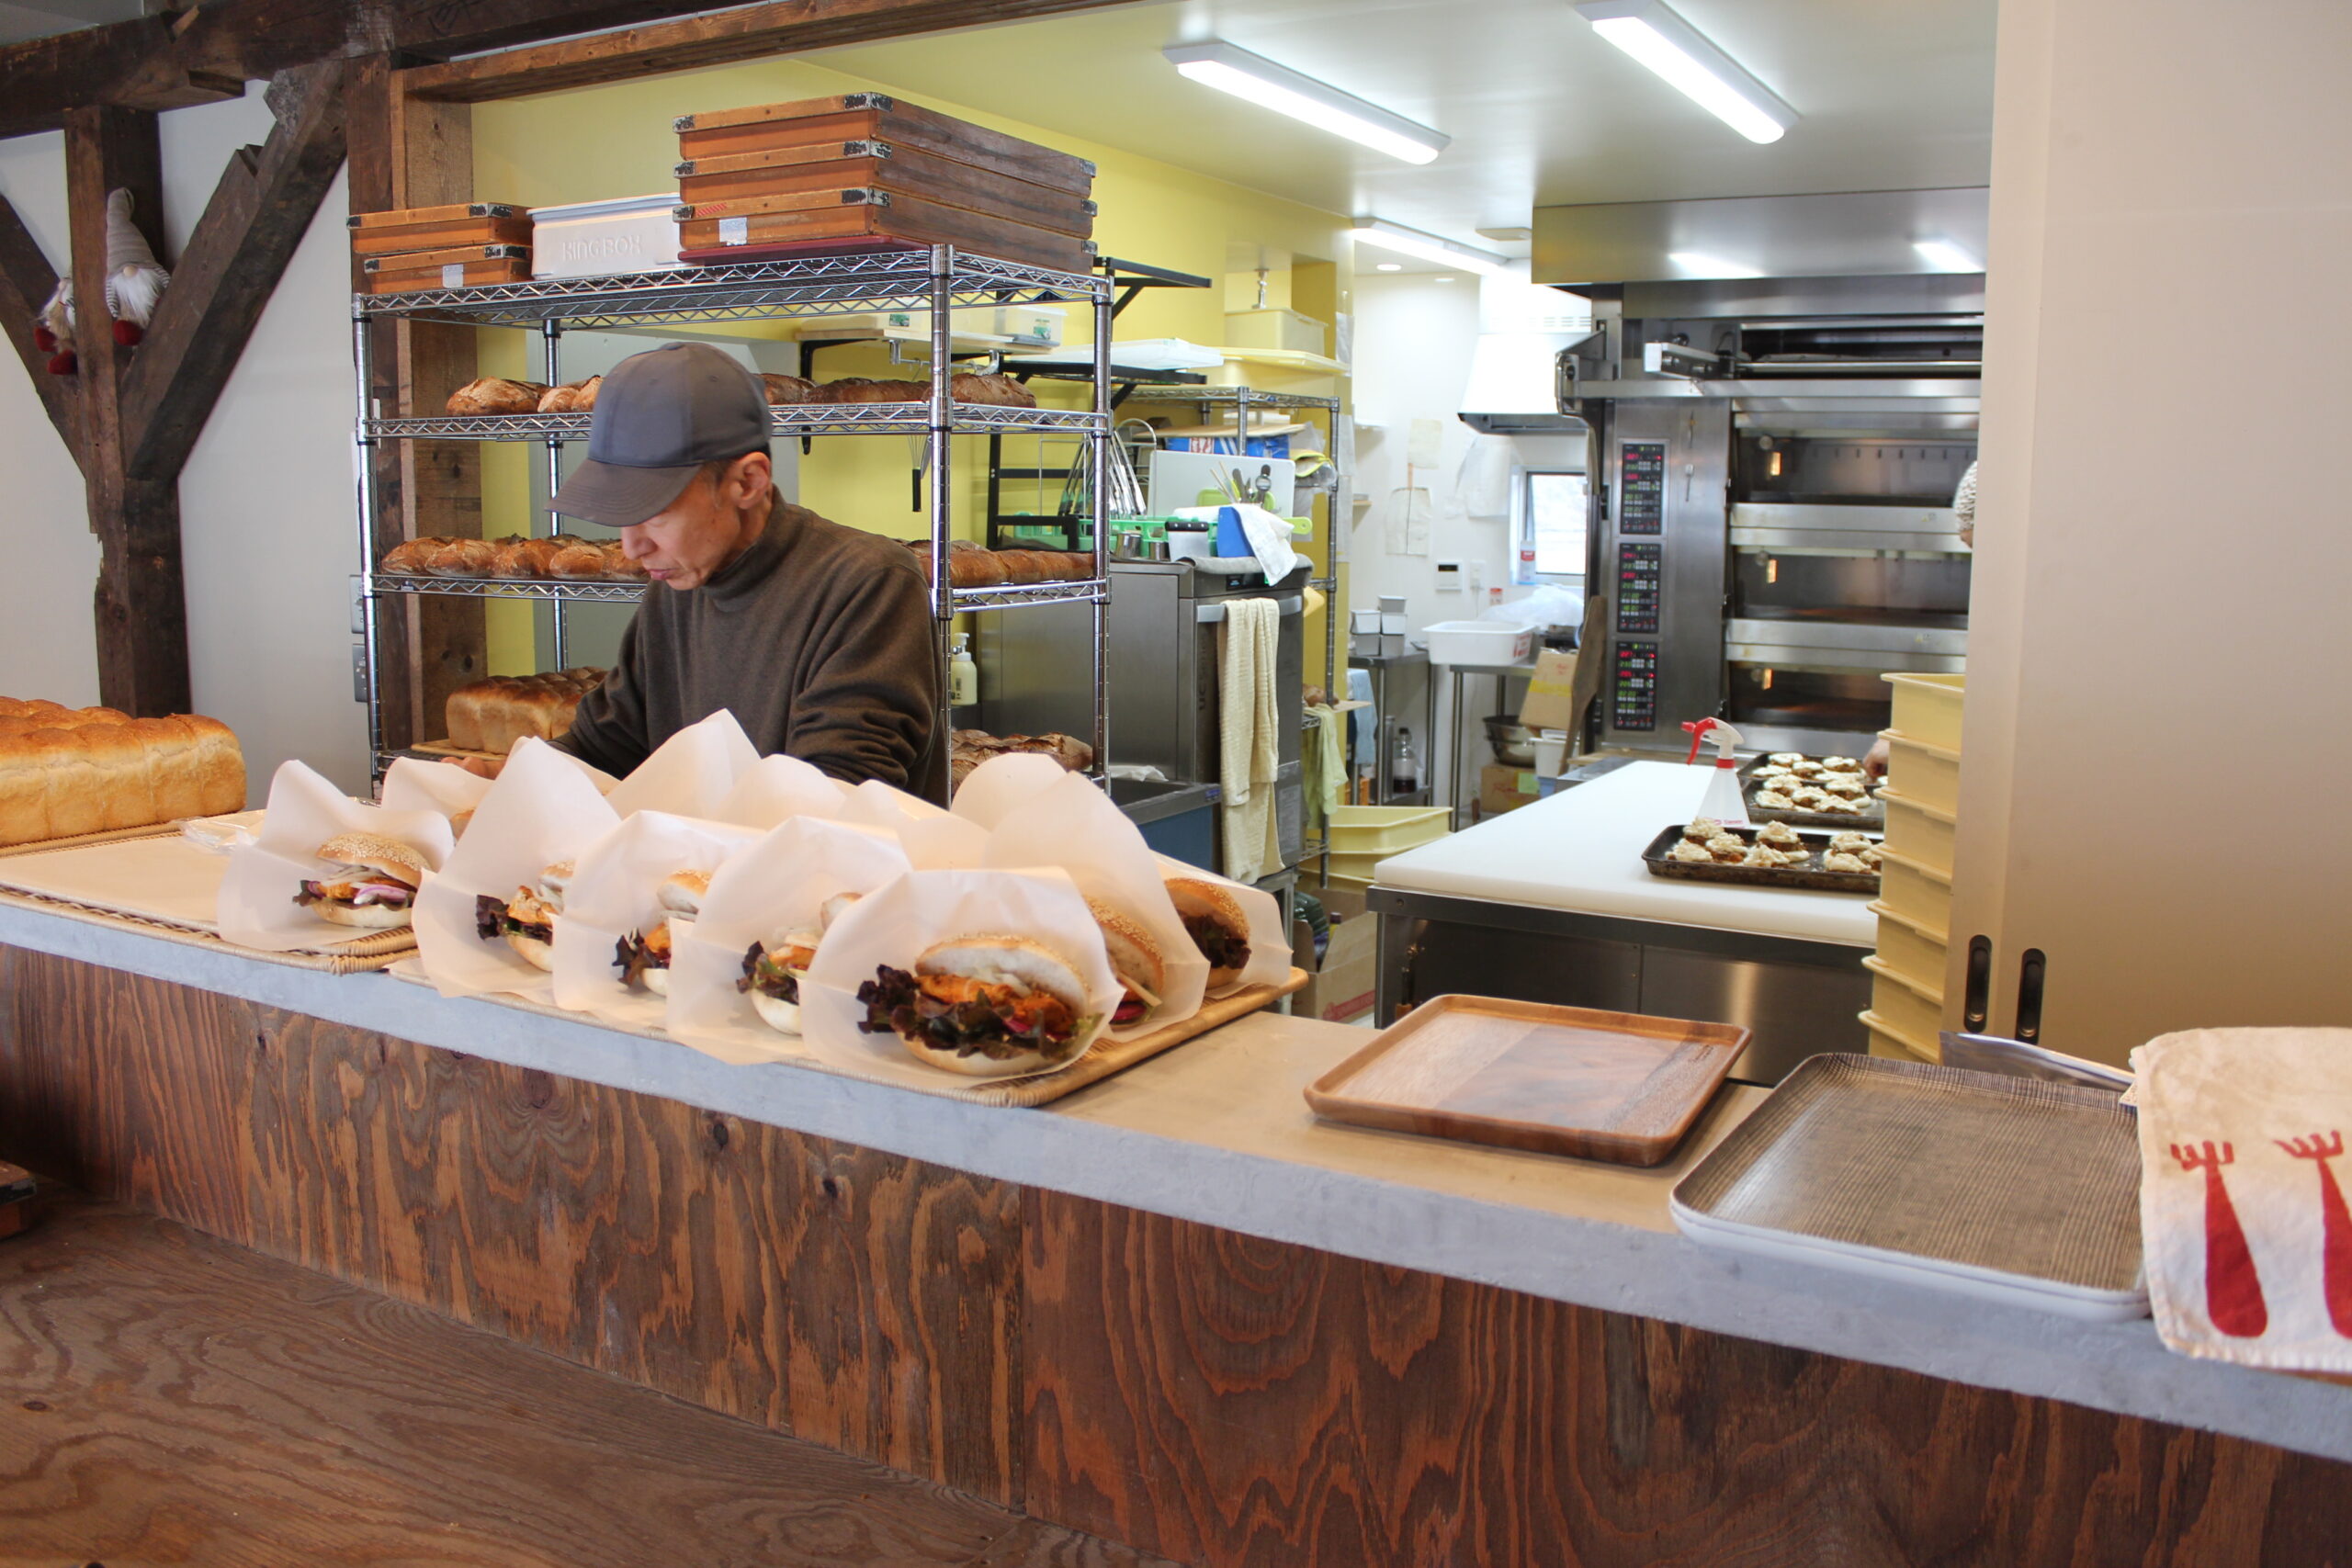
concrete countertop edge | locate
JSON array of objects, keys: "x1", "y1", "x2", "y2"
[{"x1": 3, "y1": 902, "x2": 2346, "y2": 1468}]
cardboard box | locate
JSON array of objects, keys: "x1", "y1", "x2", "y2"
[
  {"x1": 1478, "y1": 761, "x2": 1540, "y2": 818},
  {"x1": 1516, "y1": 648, "x2": 1583, "y2": 731},
  {"x1": 1291, "y1": 885, "x2": 1380, "y2": 1024}
]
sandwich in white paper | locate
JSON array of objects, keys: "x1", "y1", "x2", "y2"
[
  {"x1": 411, "y1": 738, "x2": 624, "y2": 1001},
  {"x1": 666, "y1": 816, "x2": 912, "y2": 1065},
  {"x1": 797, "y1": 867, "x2": 1122, "y2": 1085},
  {"x1": 549, "y1": 810, "x2": 761, "y2": 1029},
  {"x1": 1151, "y1": 852, "x2": 1292, "y2": 995},
  {"x1": 984, "y1": 772, "x2": 1208, "y2": 1038},
  {"x1": 602, "y1": 709, "x2": 760, "y2": 820},
  {"x1": 216, "y1": 761, "x2": 455, "y2": 951},
  {"x1": 379, "y1": 756, "x2": 492, "y2": 835},
  {"x1": 839, "y1": 777, "x2": 990, "y2": 869},
  {"x1": 948, "y1": 750, "x2": 1070, "y2": 829},
  {"x1": 710, "y1": 750, "x2": 851, "y2": 830}
]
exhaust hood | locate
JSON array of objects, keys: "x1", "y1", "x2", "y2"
[{"x1": 1457, "y1": 265, "x2": 1595, "y2": 434}]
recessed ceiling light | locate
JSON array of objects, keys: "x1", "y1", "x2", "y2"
[
  {"x1": 1375, "y1": 263, "x2": 1404, "y2": 272},
  {"x1": 1913, "y1": 238, "x2": 1983, "y2": 273},
  {"x1": 1476, "y1": 226, "x2": 1536, "y2": 243},
  {"x1": 1350, "y1": 218, "x2": 1509, "y2": 276},
  {"x1": 1668, "y1": 251, "x2": 1765, "y2": 279},
  {"x1": 1431, "y1": 276, "x2": 1458, "y2": 284},
  {"x1": 1163, "y1": 39, "x2": 1450, "y2": 164},
  {"x1": 1573, "y1": 0, "x2": 1797, "y2": 145}
]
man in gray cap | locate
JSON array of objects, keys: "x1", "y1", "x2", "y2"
[{"x1": 531, "y1": 342, "x2": 939, "y2": 790}]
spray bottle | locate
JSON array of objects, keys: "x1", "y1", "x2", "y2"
[{"x1": 1681, "y1": 716, "x2": 1750, "y2": 827}]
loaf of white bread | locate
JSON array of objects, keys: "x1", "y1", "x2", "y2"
[
  {"x1": 446, "y1": 669, "x2": 605, "y2": 754},
  {"x1": 0, "y1": 697, "x2": 246, "y2": 848}
]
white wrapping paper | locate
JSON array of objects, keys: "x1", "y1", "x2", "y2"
[
  {"x1": 949, "y1": 751, "x2": 1071, "y2": 829},
  {"x1": 984, "y1": 773, "x2": 1208, "y2": 1039},
  {"x1": 666, "y1": 817, "x2": 913, "y2": 1065},
  {"x1": 411, "y1": 739, "x2": 625, "y2": 1002},
  {"x1": 1151, "y1": 852, "x2": 1293, "y2": 995},
  {"x1": 379, "y1": 757, "x2": 492, "y2": 824},
  {"x1": 550, "y1": 810, "x2": 762, "y2": 1029},
  {"x1": 216, "y1": 761, "x2": 456, "y2": 952},
  {"x1": 603, "y1": 710, "x2": 761, "y2": 819},
  {"x1": 710, "y1": 751, "x2": 851, "y2": 830},
  {"x1": 840, "y1": 778, "x2": 990, "y2": 869},
  {"x1": 798, "y1": 867, "x2": 1122, "y2": 1086}
]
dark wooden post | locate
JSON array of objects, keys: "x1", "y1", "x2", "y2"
[{"x1": 65, "y1": 104, "x2": 190, "y2": 718}]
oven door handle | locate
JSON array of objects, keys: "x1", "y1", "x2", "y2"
[{"x1": 1194, "y1": 595, "x2": 1303, "y2": 623}]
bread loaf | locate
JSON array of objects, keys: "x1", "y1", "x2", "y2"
[
  {"x1": 948, "y1": 728, "x2": 1093, "y2": 791},
  {"x1": 444, "y1": 670, "x2": 606, "y2": 755},
  {"x1": 950, "y1": 372, "x2": 1036, "y2": 408},
  {"x1": 547, "y1": 543, "x2": 606, "y2": 580},
  {"x1": 600, "y1": 541, "x2": 648, "y2": 581},
  {"x1": 0, "y1": 699, "x2": 245, "y2": 848},
  {"x1": 537, "y1": 377, "x2": 601, "y2": 413},
  {"x1": 760, "y1": 372, "x2": 818, "y2": 405},
  {"x1": 447, "y1": 378, "x2": 548, "y2": 415},
  {"x1": 488, "y1": 536, "x2": 537, "y2": 578}
]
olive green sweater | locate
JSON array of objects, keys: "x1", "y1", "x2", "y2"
[{"x1": 555, "y1": 498, "x2": 942, "y2": 794}]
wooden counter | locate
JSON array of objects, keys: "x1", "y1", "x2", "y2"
[{"x1": 1, "y1": 902, "x2": 2346, "y2": 1566}]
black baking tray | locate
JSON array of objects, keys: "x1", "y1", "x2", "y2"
[
  {"x1": 1738, "y1": 753, "x2": 1883, "y2": 829},
  {"x1": 1640, "y1": 824, "x2": 1881, "y2": 895}
]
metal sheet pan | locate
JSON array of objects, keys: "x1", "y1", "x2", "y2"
[
  {"x1": 1670, "y1": 1054, "x2": 2145, "y2": 1318},
  {"x1": 1738, "y1": 752, "x2": 1885, "y2": 829},
  {"x1": 1640, "y1": 824, "x2": 1879, "y2": 896}
]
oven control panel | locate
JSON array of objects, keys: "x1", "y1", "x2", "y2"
[
  {"x1": 1619, "y1": 441, "x2": 1667, "y2": 535},
  {"x1": 1615, "y1": 541, "x2": 1661, "y2": 634},
  {"x1": 1611, "y1": 640, "x2": 1659, "y2": 730}
]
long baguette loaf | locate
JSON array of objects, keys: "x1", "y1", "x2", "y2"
[{"x1": 0, "y1": 701, "x2": 245, "y2": 847}]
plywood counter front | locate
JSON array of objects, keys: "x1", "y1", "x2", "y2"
[{"x1": 2, "y1": 901, "x2": 2346, "y2": 1566}]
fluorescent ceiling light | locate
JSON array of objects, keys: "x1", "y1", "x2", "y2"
[
  {"x1": 1163, "y1": 39, "x2": 1449, "y2": 164},
  {"x1": 1374, "y1": 263, "x2": 1403, "y2": 272},
  {"x1": 1913, "y1": 238, "x2": 1983, "y2": 272},
  {"x1": 1668, "y1": 251, "x2": 1764, "y2": 279},
  {"x1": 1573, "y1": 0, "x2": 1797, "y2": 144},
  {"x1": 1351, "y1": 219, "x2": 1509, "y2": 276}
]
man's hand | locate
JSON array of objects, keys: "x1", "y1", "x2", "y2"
[
  {"x1": 441, "y1": 755, "x2": 501, "y2": 780},
  {"x1": 1863, "y1": 735, "x2": 1892, "y2": 782}
]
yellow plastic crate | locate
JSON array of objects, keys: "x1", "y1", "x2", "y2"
[
  {"x1": 1328, "y1": 806, "x2": 1452, "y2": 856},
  {"x1": 1860, "y1": 1008, "x2": 1939, "y2": 1064},
  {"x1": 1883, "y1": 672, "x2": 1964, "y2": 751},
  {"x1": 1880, "y1": 729, "x2": 1962, "y2": 814},
  {"x1": 1875, "y1": 844, "x2": 1952, "y2": 940},
  {"x1": 1870, "y1": 900, "x2": 1951, "y2": 995},
  {"x1": 1864, "y1": 954, "x2": 1944, "y2": 1044},
  {"x1": 1878, "y1": 787, "x2": 1956, "y2": 874}
]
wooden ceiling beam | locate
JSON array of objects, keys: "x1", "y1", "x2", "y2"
[
  {"x1": 0, "y1": 195, "x2": 83, "y2": 469},
  {"x1": 401, "y1": 0, "x2": 1147, "y2": 103},
  {"x1": 119, "y1": 61, "x2": 354, "y2": 483}
]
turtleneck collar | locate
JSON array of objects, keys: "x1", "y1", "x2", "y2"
[{"x1": 701, "y1": 493, "x2": 802, "y2": 611}]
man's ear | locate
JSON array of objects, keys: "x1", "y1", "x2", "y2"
[{"x1": 727, "y1": 451, "x2": 775, "y2": 507}]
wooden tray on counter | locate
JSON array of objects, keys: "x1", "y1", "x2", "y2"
[
  {"x1": 1304, "y1": 996, "x2": 1749, "y2": 1166},
  {"x1": 1640, "y1": 824, "x2": 1881, "y2": 895}
]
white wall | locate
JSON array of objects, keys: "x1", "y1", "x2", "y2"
[
  {"x1": 0, "y1": 88, "x2": 368, "y2": 799},
  {"x1": 1346, "y1": 271, "x2": 1586, "y2": 805}
]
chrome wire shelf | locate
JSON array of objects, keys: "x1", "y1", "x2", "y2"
[
  {"x1": 368, "y1": 403, "x2": 1109, "y2": 442},
  {"x1": 353, "y1": 251, "x2": 1110, "y2": 330},
  {"x1": 371, "y1": 570, "x2": 1107, "y2": 611},
  {"x1": 1120, "y1": 386, "x2": 1340, "y2": 412}
]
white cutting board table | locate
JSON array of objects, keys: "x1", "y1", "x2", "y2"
[{"x1": 1372, "y1": 761, "x2": 1875, "y2": 948}]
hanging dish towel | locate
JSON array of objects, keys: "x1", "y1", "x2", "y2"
[
  {"x1": 1218, "y1": 597, "x2": 1282, "y2": 885},
  {"x1": 2129, "y1": 1026, "x2": 2352, "y2": 1371},
  {"x1": 1301, "y1": 702, "x2": 1344, "y2": 836}
]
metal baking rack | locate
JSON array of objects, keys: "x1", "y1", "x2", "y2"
[{"x1": 350, "y1": 245, "x2": 1116, "y2": 794}]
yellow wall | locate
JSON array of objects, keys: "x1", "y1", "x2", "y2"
[{"x1": 467, "y1": 55, "x2": 1353, "y2": 687}]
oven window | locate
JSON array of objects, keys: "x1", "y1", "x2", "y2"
[{"x1": 1517, "y1": 470, "x2": 1588, "y2": 585}]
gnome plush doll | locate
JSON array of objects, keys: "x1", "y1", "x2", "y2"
[
  {"x1": 102, "y1": 187, "x2": 169, "y2": 347},
  {"x1": 34, "y1": 278, "x2": 74, "y2": 374}
]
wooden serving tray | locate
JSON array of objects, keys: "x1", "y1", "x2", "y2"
[
  {"x1": 675, "y1": 142, "x2": 1097, "y2": 236},
  {"x1": 674, "y1": 94, "x2": 1097, "y2": 196},
  {"x1": 675, "y1": 189, "x2": 1094, "y2": 274},
  {"x1": 1640, "y1": 823, "x2": 1880, "y2": 895},
  {"x1": 348, "y1": 203, "x2": 532, "y2": 256},
  {"x1": 362, "y1": 255, "x2": 534, "y2": 294},
  {"x1": 1305, "y1": 996, "x2": 1750, "y2": 1166}
]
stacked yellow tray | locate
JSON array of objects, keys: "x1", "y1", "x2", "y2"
[{"x1": 1863, "y1": 673, "x2": 1964, "y2": 1062}]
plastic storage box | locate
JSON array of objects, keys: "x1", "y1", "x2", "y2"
[
  {"x1": 1870, "y1": 899, "x2": 1950, "y2": 994},
  {"x1": 1860, "y1": 1009, "x2": 1938, "y2": 1063},
  {"x1": 1875, "y1": 843, "x2": 1952, "y2": 935},
  {"x1": 1878, "y1": 787, "x2": 1957, "y2": 871},
  {"x1": 531, "y1": 195, "x2": 684, "y2": 278},
  {"x1": 1863, "y1": 953, "x2": 1943, "y2": 1044},
  {"x1": 1423, "y1": 621, "x2": 1535, "y2": 666},
  {"x1": 1880, "y1": 730, "x2": 1962, "y2": 814},
  {"x1": 1883, "y1": 672, "x2": 1965, "y2": 750},
  {"x1": 1224, "y1": 307, "x2": 1329, "y2": 355},
  {"x1": 1329, "y1": 806, "x2": 1450, "y2": 856}
]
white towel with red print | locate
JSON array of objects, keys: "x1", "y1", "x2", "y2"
[{"x1": 2131, "y1": 1027, "x2": 2352, "y2": 1371}]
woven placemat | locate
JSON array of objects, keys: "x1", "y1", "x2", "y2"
[
  {"x1": 389, "y1": 964, "x2": 1306, "y2": 1107},
  {"x1": 0, "y1": 823, "x2": 184, "y2": 860}
]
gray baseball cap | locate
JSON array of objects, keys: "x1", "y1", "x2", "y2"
[{"x1": 548, "y1": 343, "x2": 771, "y2": 527}]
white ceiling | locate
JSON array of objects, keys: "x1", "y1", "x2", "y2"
[{"x1": 820, "y1": 0, "x2": 1995, "y2": 268}]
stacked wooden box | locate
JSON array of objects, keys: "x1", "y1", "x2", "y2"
[
  {"x1": 350, "y1": 203, "x2": 533, "y2": 294},
  {"x1": 671, "y1": 93, "x2": 1098, "y2": 274},
  {"x1": 1861, "y1": 673, "x2": 1965, "y2": 1061}
]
